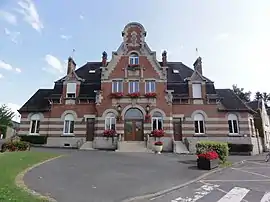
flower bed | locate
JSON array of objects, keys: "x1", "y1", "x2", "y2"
[{"x1": 1, "y1": 140, "x2": 30, "y2": 152}]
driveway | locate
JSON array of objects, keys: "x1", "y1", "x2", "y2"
[{"x1": 24, "y1": 148, "x2": 208, "y2": 202}]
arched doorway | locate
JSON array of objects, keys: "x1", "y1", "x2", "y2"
[{"x1": 124, "y1": 108, "x2": 144, "y2": 141}]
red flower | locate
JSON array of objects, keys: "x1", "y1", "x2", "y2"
[
  {"x1": 144, "y1": 92, "x2": 157, "y2": 98},
  {"x1": 103, "y1": 129, "x2": 116, "y2": 137},
  {"x1": 197, "y1": 151, "x2": 219, "y2": 160},
  {"x1": 154, "y1": 141, "x2": 163, "y2": 146},
  {"x1": 151, "y1": 130, "x2": 165, "y2": 138},
  {"x1": 127, "y1": 92, "x2": 140, "y2": 98},
  {"x1": 110, "y1": 92, "x2": 124, "y2": 98}
]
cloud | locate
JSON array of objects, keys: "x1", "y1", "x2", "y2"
[
  {"x1": 44, "y1": 54, "x2": 66, "y2": 74},
  {"x1": 0, "y1": 10, "x2": 17, "y2": 25},
  {"x1": 4, "y1": 28, "x2": 20, "y2": 44},
  {"x1": 60, "y1": 35, "x2": 72, "y2": 40},
  {"x1": 15, "y1": 67, "x2": 21, "y2": 73},
  {"x1": 0, "y1": 60, "x2": 13, "y2": 70},
  {"x1": 215, "y1": 33, "x2": 229, "y2": 41},
  {"x1": 17, "y1": 0, "x2": 43, "y2": 32},
  {"x1": 0, "y1": 74, "x2": 3, "y2": 79},
  {"x1": 79, "y1": 15, "x2": 84, "y2": 20}
]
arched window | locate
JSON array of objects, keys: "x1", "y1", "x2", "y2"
[
  {"x1": 105, "y1": 112, "x2": 116, "y2": 130},
  {"x1": 152, "y1": 111, "x2": 163, "y2": 130},
  {"x1": 129, "y1": 53, "x2": 139, "y2": 65},
  {"x1": 125, "y1": 108, "x2": 143, "y2": 120},
  {"x1": 30, "y1": 114, "x2": 40, "y2": 134},
  {"x1": 63, "y1": 114, "x2": 74, "y2": 134},
  {"x1": 228, "y1": 114, "x2": 239, "y2": 134},
  {"x1": 194, "y1": 113, "x2": 205, "y2": 134}
]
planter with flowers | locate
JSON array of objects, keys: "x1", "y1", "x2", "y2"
[
  {"x1": 103, "y1": 129, "x2": 116, "y2": 143},
  {"x1": 151, "y1": 130, "x2": 165, "y2": 154},
  {"x1": 197, "y1": 151, "x2": 219, "y2": 170},
  {"x1": 145, "y1": 114, "x2": 151, "y2": 123},
  {"x1": 154, "y1": 141, "x2": 163, "y2": 154},
  {"x1": 110, "y1": 92, "x2": 124, "y2": 99},
  {"x1": 144, "y1": 92, "x2": 157, "y2": 98},
  {"x1": 127, "y1": 92, "x2": 140, "y2": 98}
]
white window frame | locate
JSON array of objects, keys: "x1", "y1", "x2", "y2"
[
  {"x1": 228, "y1": 114, "x2": 239, "y2": 134},
  {"x1": 29, "y1": 114, "x2": 40, "y2": 135},
  {"x1": 151, "y1": 112, "x2": 163, "y2": 131},
  {"x1": 66, "y1": 83, "x2": 77, "y2": 98},
  {"x1": 105, "y1": 113, "x2": 116, "y2": 130},
  {"x1": 128, "y1": 80, "x2": 139, "y2": 93},
  {"x1": 129, "y1": 54, "x2": 139, "y2": 65},
  {"x1": 173, "y1": 69, "x2": 179, "y2": 73},
  {"x1": 63, "y1": 114, "x2": 75, "y2": 135},
  {"x1": 194, "y1": 113, "x2": 205, "y2": 134},
  {"x1": 112, "y1": 80, "x2": 123, "y2": 93},
  {"x1": 192, "y1": 83, "x2": 202, "y2": 98},
  {"x1": 145, "y1": 80, "x2": 156, "y2": 93}
]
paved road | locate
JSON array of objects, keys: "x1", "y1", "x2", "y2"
[
  {"x1": 146, "y1": 155, "x2": 270, "y2": 202},
  {"x1": 24, "y1": 148, "x2": 209, "y2": 202}
]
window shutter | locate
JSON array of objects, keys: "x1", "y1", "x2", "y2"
[
  {"x1": 192, "y1": 84, "x2": 202, "y2": 98},
  {"x1": 67, "y1": 83, "x2": 77, "y2": 94}
]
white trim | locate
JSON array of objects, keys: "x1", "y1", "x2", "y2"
[
  {"x1": 190, "y1": 110, "x2": 208, "y2": 119},
  {"x1": 112, "y1": 80, "x2": 123, "y2": 93},
  {"x1": 102, "y1": 109, "x2": 118, "y2": 118},
  {"x1": 84, "y1": 114, "x2": 96, "y2": 119},
  {"x1": 149, "y1": 108, "x2": 166, "y2": 117},
  {"x1": 145, "y1": 80, "x2": 156, "y2": 93},
  {"x1": 60, "y1": 110, "x2": 78, "y2": 120},
  {"x1": 121, "y1": 105, "x2": 146, "y2": 117},
  {"x1": 128, "y1": 80, "x2": 139, "y2": 93}
]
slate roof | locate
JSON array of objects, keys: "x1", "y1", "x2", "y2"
[
  {"x1": 246, "y1": 100, "x2": 270, "y2": 115},
  {"x1": 18, "y1": 61, "x2": 251, "y2": 113}
]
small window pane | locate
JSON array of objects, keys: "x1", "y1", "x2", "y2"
[
  {"x1": 36, "y1": 120, "x2": 40, "y2": 133},
  {"x1": 233, "y1": 120, "x2": 238, "y2": 133},
  {"x1": 194, "y1": 121, "x2": 199, "y2": 133},
  {"x1": 30, "y1": 121, "x2": 36, "y2": 133},
  {"x1": 199, "y1": 121, "x2": 204, "y2": 133},
  {"x1": 64, "y1": 120, "x2": 69, "y2": 133},
  {"x1": 228, "y1": 120, "x2": 233, "y2": 133},
  {"x1": 70, "y1": 121, "x2": 74, "y2": 133},
  {"x1": 157, "y1": 119, "x2": 162, "y2": 130},
  {"x1": 152, "y1": 119, "x2": 157, "y2": 130}
]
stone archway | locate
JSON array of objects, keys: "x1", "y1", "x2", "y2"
[{"x1": 124, "y1": 108, "x2": 144, "y2": 141}]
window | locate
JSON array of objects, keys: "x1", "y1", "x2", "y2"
[
  {"x1": 145, "y1": 81, "x2": 156, "y2": 93},
  {"x1": 194, "y1": 113, "x2": 205, "y2": 134},
  {"x1": 66, "y1": 83, "x2": 77, "y2": 98},
  {"x1": 152, "y1": 112, "x2": 163, "y2": 130},
  {"x1": 112, "y1": 80, "x2": 123, "y2": 93},
  {"x1": 192, "y1": 83, "x2": 202, "y2": 98},
  {"x1": 228, "y1": 114, "x2": 239, "y2": 134},
  {"x1": 30, "y1": 114, "x2": 40, "y2": 134},
  {"x1": 129, "y1": 53, "x2": 139, "y2": 65},
  {"x1": 89, "y1": 70, "x2": 95, "y2": 73},
  {"x1": 128, "y1": 81, "x2": 139, "y2": 93},
  {"x1": 173, "y1": 69, "x2": 179, "y2": 73},
  {"x1": 105, "y1": 113, "x2": 116, "y2": 130},
  {"x1": 63, "y1": 114, "x2": 75, "y2": 134}
]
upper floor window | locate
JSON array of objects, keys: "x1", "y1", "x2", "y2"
[
  {"x1": 129, "y1": 53, "x2": 139, "y2": 65},
  {"x1": 228, "y1": 114, "x2": 239, "y2": 134},
  {"x1": 66, "y1": 83, "x2": 77, "y2": 98},
  {"x1": 63, "y1": 114, "x2": 74, "y2": 135},
  {"x1": 152, "y1": 112, "x2": 163, "y2": 131},
  {"x1": 105, "y1": 113, "x2": 116, "y2": 130},
  {"x1": 194, "y1": 113, "x2": 205, "y2": 134},
  {"x1": 192, "y1": 83, "x2": 202, "y2": 98},
  {"x1": 145, "y1": 81, "x2": 156, "y2": 93},
  {"x1": 112, "y1": 80, "x2": 123, "y2": 93},
  {"x1": 30, "y1": 114, "x2": 40, "y2": 134},
  {"x1": 129, "y1": 81, "x2": 139, "y2": 93}
]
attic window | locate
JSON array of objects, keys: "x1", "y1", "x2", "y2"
[
  {"x1": 89, "y1": 70, "x2": 95, "y2": 73},
  {"x1": 173, "y1": 69, "x2": 179, "y2": 73}
]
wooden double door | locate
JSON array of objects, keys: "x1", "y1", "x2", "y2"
[{"x1": 124, "y1": 120, "x2": 144, "y2": 141}]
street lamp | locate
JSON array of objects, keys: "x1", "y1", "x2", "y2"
[
  {"x1": 146, "y1": 105, "x2": 150, "y2": 113},
  {"x1": 117, "y1": 105, "x2": 122, "y2": 112}
]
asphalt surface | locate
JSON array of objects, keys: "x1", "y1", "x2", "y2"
[
  {"x1": 24, "y1": 148, "x2": 209, "y2": 202},
  {"x1": 145, "y1": 155, "x2": 270, "y2": 202}
]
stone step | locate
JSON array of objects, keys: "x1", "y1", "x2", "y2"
[
  {"x1": 117, "y1": 141, "x2": 151, "y2": 152},
  {"x1": 173, "y1": 141, "x2": 190, "y2": 154},
  {"x1": 79, "y1": 141, "x2": 94, "y2": 150}
]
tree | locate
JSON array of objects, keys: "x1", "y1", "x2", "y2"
[
  {"x1": 0, "y1": 104, "x2": 15, "y2": 138},
  {"x1": 232, "y1": 84, "x2": 251, "y2": 102},
  {"x1": 254, "y1": 91, "x2": 270, "y2": 102}
]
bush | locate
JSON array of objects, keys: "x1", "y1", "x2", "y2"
[
  {"x1": 1, "y1": 141, "x2": 30, "y2": 152},
  {"x1": 19, "y1": 135, "x2": 48, "y2": 145},
  {"x1": 196, "y1": 141, "x2": 229, "y2": 162},
  {"x1": 228, "y1": 143, "x2": 253, "y2": 153}
]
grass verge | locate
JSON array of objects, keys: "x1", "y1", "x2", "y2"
[
  {"x1": 219, "y1": 161, "x2": 233, "y2": 168},
  {"x1": 0, "y1": 151, "x2": 58, "y2": 202}
]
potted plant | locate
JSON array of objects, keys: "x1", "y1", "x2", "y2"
[
  {"x1": 153, "y1": 141, "x2": 163, "y2": 154},
  {"x1": 197, "y1": 150, "x2": 219, "y2": 170},
  {"x1": 127, "y1": 92, "x2": 140, "y2": 98},
  {"x1": 144, "y1": 92, "x2": 157, "y2": 98},
  {"x1": 151, "y1": 129, "x2": 165, "y2": 139},
  {"x1": 103, "y1": 129, "x2": 116, "y2": 143}
]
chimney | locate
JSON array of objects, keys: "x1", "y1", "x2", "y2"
[
  {"x1": 67, "y1": 57, "x2": 76, "y2": 75},
  {"x1": 102, "y1": 51, "x2": 107, "y2": 67},
  {"x1": 193, "y1": 56, "x2": 202, "y2": 75},
  {"x1": 162, "y1": 50, "x2": 167, "y2": 66}
]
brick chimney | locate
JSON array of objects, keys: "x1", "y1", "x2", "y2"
[
  {"x1": 67, "y1": 56, "x2": 76, "y2": 75},
  {"x1": 102, "y1": 51, "x2": 107, "y2": 67},
  {"x1": 193, "y1": 57, "x2": 202, "y2": 75},
  {"x1": 162, "y1": 50, "x2": 167, "y2": 66}
]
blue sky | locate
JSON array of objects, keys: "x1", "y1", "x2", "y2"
[{"x1": 0, "y1": 0, "x2": 269, "y2": 122}]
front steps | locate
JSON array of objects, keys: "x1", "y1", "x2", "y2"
[
  {"x1": 117, "y1": 141, "x2": 151, "y2": 152},
  {"x1": 173, "y1": 141, "x2": 190, "y2": 154},
  {"x1": 79, "y1": 141, "x2": 94, "y2": 150}
]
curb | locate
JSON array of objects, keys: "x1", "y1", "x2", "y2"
[
  {"x1": 15, "y1": 155, "x2": 64, "y2": 202},
  {"x1": 122, "y1": 160, "x2": 246, "y2": 202}
]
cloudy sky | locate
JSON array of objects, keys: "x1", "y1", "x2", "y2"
[{"x1": 0, "y1": 0, "x2": 269, "y2": 122}]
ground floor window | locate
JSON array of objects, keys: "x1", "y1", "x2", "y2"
[
  {"x1": 105, "y1": 113, "x2": 116, "y2": 130},
  {"x1": 194, "y1": 113, "x2": 205, "y2": 134},
  {"x1": 30, "y1": 114, "x2": 41, "y2": 134},
  {"x1": 152, "y1": 112, "x2": 163, "y2": 130},
  {"x1": 63, "y1": 114, "x2": 75, "y2": 134}
]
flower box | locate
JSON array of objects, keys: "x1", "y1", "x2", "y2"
[
  {"x1": 110, "y1": 92, "x2": 124, "y2": 98},
  {"x1": 103, "y1": 129, "x2": 116, "y2": 137},
  {"x1": 197, "y1": 151, "x2": 219, "y2": 170},
  {"x1": 151, "y1": 130, "x2": 165, "y2": 138},
  {"x1": 144, "y1": 92, "x2": 157, "y2": 98},
  {"x1": 127, "y1": 92, "x2": 140, "y2": 98}
]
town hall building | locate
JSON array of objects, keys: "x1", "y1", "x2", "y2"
[{"x1": 18, "y1": 22, "x2": 261, "y2": 154}]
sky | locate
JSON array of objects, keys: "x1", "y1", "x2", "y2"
[{"x1": 0, "y1": 0, "x2": 269, "y2": 122}]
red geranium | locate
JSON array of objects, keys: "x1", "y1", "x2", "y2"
[
  {"x1": 151, "y1": 130, "x2": 165, "y2": 138},
  {"x1": 127, "y1": 92, "x2": 140, "y2": 98},
  {"x1": 197, "y1": 151, "x2": 219, "y2": 160},
  {"x1": 154, "y1": 141, "x2": 163, "y2": 146},
  {"x1": 103, "y1": 129, "x2": 116, "y2": 137},
  {"x1": 144, "y1": 92, "x2": 157, "y2": 98}
]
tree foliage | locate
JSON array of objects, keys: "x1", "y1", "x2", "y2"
[
  {"x1": 232, "y1": 84, "x2": 251, "y2": 102},
  {"x1": 0, "y1": 104, "x2": 15, "y2": 137},
  {"x1": 254, "y1": 91, "x2": 270, "y2": 102}
]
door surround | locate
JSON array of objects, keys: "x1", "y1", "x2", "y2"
[{"x1": 124, "y1": 108, "x2": 144, "y2": 141}]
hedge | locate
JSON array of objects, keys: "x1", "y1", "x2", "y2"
[
  {"x1": 19, "y1": 135, "x2": 48, "y2": 145},
  {"x1": 196, "y1": 141, "x2": 229, "y2": 162}
]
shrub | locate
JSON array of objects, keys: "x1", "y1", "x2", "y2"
[
  {"x1": 1, "y1": 141, "x2": 30, "y2": 152},
  {"x1": 196, "y1": 141, "x2": 229, "y2": 162},
  {"x1": 19, "y1": 135, "x2": 48, "y2": 145}
]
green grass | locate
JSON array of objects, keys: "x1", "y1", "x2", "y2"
[
  {"x1": 0, "y1": 151, "x2": 58, "y2": 202},
  {"x1": 219, "y1": 161, "x2": 233, "y2": 168}
]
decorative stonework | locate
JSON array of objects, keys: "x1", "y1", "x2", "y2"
[
  {"x1": 165, "y1": 90, "x2": 174, "y2": 105},
  {"x1": 94, "y1": 90, "x2": 103, "y2": 105},
  {"x1": 112, "y1": 97, "x2": 156, "y2": 106}
]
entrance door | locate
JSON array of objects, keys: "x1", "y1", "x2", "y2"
[
  {"x1": 173, "y1": 118, "x2": 182, "y2": 141},
  {"x1": 124, "y1": 108, "x2": 144, "y2": 141},
  {"x1": 86, "y1": 118, "x2": 95, "y2": 141}
]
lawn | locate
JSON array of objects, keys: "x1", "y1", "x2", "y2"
[{"x1": 0, "y1": 151, "x2": 58, "y2": 202}]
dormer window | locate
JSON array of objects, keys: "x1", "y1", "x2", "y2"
[
  {"x1": 129, "y1": 53, "x2": 139, "y2": 65},
  {"x1": 173, "y1": 69, "x2": 179, "y2": 73},
  {"x1": 66, "y1": 83, "x2": 76, "y2": 98},
  {"x1": 89, "y1": 70, "x2": 95, "y2": 73},
  {"x1": 192, "y1": 83, "x2": 202, "y2": 98}
]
